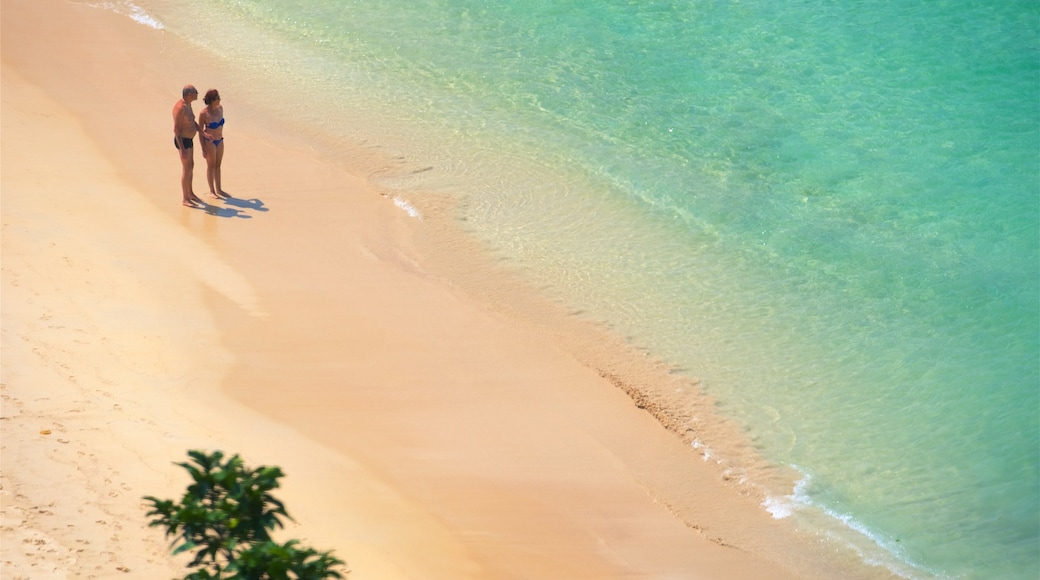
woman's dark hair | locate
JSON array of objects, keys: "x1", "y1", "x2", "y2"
[{"x1": 204, "y1": 89, "x2": 221, "y2": 105}]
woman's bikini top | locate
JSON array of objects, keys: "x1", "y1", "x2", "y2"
[{"x1": 206, "y1": 117, "x2": 225, "y2": 130}]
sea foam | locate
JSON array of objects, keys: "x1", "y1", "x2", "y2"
[
  {"x1": 761, "y1": 470, "x2": 811, "y2": 520},
  {"x1": 762, "y1": 468, "x2": 928, "y2": 579},
  {"x1": 392, "y1": 197, "x2": 422, "y2": 221},
  {"x1": 88, "y1": 1, "x2": 164, "y2": 30}
]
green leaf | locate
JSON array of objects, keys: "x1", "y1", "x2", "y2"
[{"x1": 172, "y1": 541, "x2": 198, "y2": 556}]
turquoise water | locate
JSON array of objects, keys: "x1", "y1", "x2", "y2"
[{"x1": 113, "y1": 0, "x2": 1038, "y2": 577}]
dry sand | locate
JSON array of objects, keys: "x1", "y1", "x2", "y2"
[{"x1": 1, "y1": 0, "x2": 893, "y2": 578}]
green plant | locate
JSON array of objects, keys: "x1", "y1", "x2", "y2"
[{"x1": 144, "y1": 450, "x2": 346, "y2": 579}]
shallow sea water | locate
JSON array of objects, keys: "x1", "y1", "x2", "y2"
[{"x1": 106, "y1": 1, "x2": 1039, "y2": 577}]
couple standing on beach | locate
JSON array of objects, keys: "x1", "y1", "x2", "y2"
[{"x1": 173, "y1": 84, "x2": 227, "y2": 207}]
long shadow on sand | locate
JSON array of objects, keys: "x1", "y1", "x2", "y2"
[
  {"x1": 193, "y1": 194, "x2": 268, "y2": 218},
  {"x1": 221, "y1": 196, "x2": 268, "y2": 212},
  {"x1": 201, "y1": 203, "x2": 250, "y2": 218}
]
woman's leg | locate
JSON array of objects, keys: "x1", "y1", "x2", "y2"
[
  {"x1": 202, "y1": 141, "x2": 218, "y2": 197},
  {"x1": 214, "y1": 143, "x2": 225, "y2": 196}
]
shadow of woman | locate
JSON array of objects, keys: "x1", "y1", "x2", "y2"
[
  {"x1": 221, "y1": 195, "x2": 269, "y2": 212},
  {"x1": 201, "y1": 202, "x2": 252, "y2": 219}
]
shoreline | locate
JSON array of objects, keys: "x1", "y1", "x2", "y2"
[{"x1": 1, "y1": 0, "x2": 895, "y2": 577}]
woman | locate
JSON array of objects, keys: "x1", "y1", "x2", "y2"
[{"x1": 198, "y1": 89, "x2": 228, "y2": 199}]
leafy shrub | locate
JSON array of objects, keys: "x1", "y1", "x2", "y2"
[{"x1": 144, "y1": 450, "x2": 346, "y2": 579}]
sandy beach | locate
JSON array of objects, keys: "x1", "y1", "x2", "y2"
[{"x1": 1, "y1": 1, "x2": 894, "y2": 578}]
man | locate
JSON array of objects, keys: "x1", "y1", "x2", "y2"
[{"x1": 172, "y1": 85, "x2": 205, "y2": 207}]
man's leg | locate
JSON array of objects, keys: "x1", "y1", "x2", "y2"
[{"x1": 180, "y1": 147, "x2": 201, "y2": 206}]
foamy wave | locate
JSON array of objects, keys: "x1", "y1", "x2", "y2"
[
  {"x1": 126, "y1": 3, "x2": 163, "y2": 29},
  {"x1": 86, "y1": 1, "x2": 164, "y2": 29},
  {"x1": 817, "y1": 504, "x2": 919, "y2": 575},
  {"x1": 762, "y1": 469, "x2": 927, "y2": 579},
  {"x1": 761, "y1": 471, "x2": 811, "y2": 519},
  {"x1": 690, "y1": 440, "x2": 723, "y2": 463},
  {"x1": 761, "y1": 495, "x2": 796, "y2": 519},
  {"x1": 690, "y1": 439, "x2": 714, "y2": 461},
  {"x1": 393, "y1": 197, "x2": 422, "y2": 220}
]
